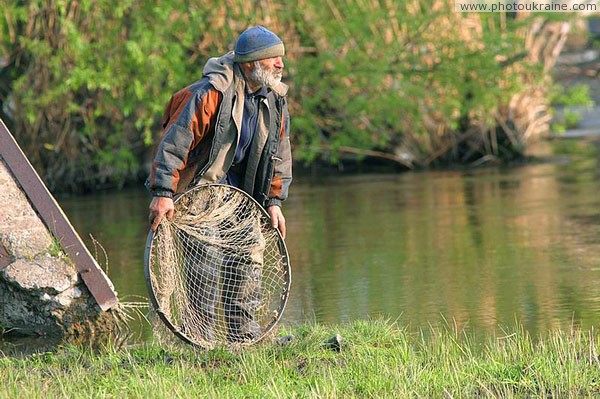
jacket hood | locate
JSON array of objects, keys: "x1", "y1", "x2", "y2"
[{"x1": 202, "y1": 51, "x2": 288, "y2": 97}]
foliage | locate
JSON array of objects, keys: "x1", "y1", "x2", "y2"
[
  {"x1": 0, "y1": 1, "x2": 572, "y2": 192},
  {"x1": 550, "y1": 84, "x2": 596, "y2": 133},
  {"x1": 551, "y1": 84, "x2": 595, "y2": 108},
  {"x1": 2, "y1": 320, "x2": 600, "y2": 397},
  {"x1": 290, "y1": 1, "x2": 537, "y2": 166},
  {"x1": 47, "y1": 236, "x2": 66, "y2": 259},
  {"x1": 0, "y1": 0, "x2": 221, "y2": 192}
]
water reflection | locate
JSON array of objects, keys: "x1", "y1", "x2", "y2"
[{"x1": 55, "y1": 143, "x2": 600, "y2": 341}]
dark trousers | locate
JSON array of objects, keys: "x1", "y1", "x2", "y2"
[{"x1": 182, "y1": 223, "x2": 264, "y2": 342}]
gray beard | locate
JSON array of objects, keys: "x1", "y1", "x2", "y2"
[{"x1": 249, "y1": 61, "x2": 282, "y2": 89}]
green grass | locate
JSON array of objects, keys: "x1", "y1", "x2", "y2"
[{"x1": 1, "y1": 320, "x2": 600, "y2": 398}]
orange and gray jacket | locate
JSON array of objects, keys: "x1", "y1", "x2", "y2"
[{"x1": 148, "y1": 52, "x2": 292, "y2": 208}]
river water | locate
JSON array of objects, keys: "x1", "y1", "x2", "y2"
[{"x1": 57, "y1": 139, "x2": 600, "y2": 342}]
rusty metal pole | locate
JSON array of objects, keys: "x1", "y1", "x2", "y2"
[{"x1": 0, "y1": 119, "x2": 118, "y2": 311}]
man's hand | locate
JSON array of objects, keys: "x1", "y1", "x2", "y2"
[
  {"x1": 149, "y1": 196, "x2": 175, "y2": 232},
  {"x1": 266, "y1": 205, "x2": 286, "y2": 239}
]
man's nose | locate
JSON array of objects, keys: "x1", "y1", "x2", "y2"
[{"x1": 274, "y1": 56, "x2": 284, "y2": 69}]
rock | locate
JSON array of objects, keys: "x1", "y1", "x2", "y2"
[
  {"x1": 274, "y1": 334, "x2": 295, "y2": 345},
  {"x1": 0, "y1": 162, "x2": 53, "y2": 259},
  {"x1": 3, "y1": 257, "x2": 77, "y2": 294},
  {"x1": 0, "y1": 158, "x2": 120, "y2": 339},
  {"x1": 0, "y1": 262, "x2": 118, "y2": 337},
  {"x1": 323, "y1": 334, "x2": 344, "y2": 352}
]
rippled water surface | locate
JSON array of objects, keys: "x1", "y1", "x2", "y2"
[{"x1": 56, "y1": 141, "x2": 600, "y2": 341}]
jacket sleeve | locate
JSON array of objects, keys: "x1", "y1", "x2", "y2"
[
  {"x1": 148, "y1": 87, "x2": 221, "y2": 194},
  {"x1": 265, "y1": 100, "x2": 292, "y2": 208}
]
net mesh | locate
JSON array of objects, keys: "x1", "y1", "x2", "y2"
[{"x1": 146, "y1": 184, "x2": 290, "y2": 348}]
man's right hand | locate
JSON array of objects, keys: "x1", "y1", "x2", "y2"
[{"x1": 149, "y1": 196, "x2": 175, "y2": 231}]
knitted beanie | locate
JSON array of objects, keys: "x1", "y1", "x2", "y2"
[{"x1": 233, "y1": 26, "x2": 285, "y2": 63}]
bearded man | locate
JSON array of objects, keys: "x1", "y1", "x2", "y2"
[{"x1": 147, "y1": 26, "x2": 292, "y2": 342}]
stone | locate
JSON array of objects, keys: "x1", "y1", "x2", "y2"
[
  {"x1": 323, "y1": 334, "x2": 344, "y2": 352},
  {"x1": 0, "y1": 255, "x2": 117, "y2": 337},
  {"x1": 0, "y1": 160, "x2": 53, "y2": 259},
  {"x1": 0, "y1": 158, "x2": 120, "y2": 339},
  {"x1": 3, "y1": 257, "x2": 77, "y2": 294}
]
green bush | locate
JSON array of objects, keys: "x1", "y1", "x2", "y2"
[
  {"x1": 0, "y1": 1, "x2": 219, "y2": 191},
  {"x1": 550, "y1": 84, "x2": 595, "y2": 133},
  {"x1": 0, "y1": 1, "x2": 571, "y2": 192},
  {"x1": 288, "y1": 1, "x2": 541, "y2": 166}
]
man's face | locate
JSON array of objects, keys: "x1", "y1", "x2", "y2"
[{"x1": 246, "y1": 56, "x2": 284, "y2": 89}]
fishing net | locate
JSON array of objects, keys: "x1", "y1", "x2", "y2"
[{"x1": 144, "y1": 184, "x2": 291, "y2": 348}]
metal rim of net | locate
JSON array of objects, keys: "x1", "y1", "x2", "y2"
[{"x1": 144, "y1": 183, "x2": 291, "y2": 348}]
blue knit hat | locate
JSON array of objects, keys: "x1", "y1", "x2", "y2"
[{"x1": 233, "y1": 26, "x2": 285, "y2": 63}]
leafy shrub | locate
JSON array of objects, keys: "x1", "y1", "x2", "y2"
[
  {"x1": 0, "y1": 1, "x2": 572, "y2": 191},
  {"x1": 550, "y1": 84, "x2": 595, "y2": 133}
]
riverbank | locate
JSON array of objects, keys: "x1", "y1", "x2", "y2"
[{"x1": 1, "y1": 320, "x2": 599, "y2": 398}]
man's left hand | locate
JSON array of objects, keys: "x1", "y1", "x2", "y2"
[{"x1": 266, "y1": 205, "x2": 286, "y2": 239}]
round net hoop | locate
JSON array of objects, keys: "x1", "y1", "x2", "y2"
[{"x1": 144, "y1": 184, "x2": 291, "y2": 348}]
